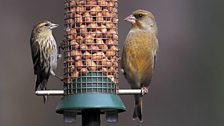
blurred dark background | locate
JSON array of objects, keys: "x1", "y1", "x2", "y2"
[{"x1": 0, "y1": 0, "x2": 224, "y2": 126}]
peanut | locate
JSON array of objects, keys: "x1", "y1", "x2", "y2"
[
  {"x1": 80, "y1": 68, "x2": 88, "y2": 75},
  {"x1": 92, "y1": 52, "x2": 105, "y2": 60},
  {"x1": 86, "y1": 59, "x2": 97, "y2": 71}
]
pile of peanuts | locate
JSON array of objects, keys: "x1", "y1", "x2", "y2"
[{"x1": 64, "y1": 0, "x2": 118, "y2": 84}]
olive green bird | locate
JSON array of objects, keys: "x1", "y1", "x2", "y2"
[
  {"x1": 121, "y1": 10, "x2": 158, "y2": 122},
  {"x1": 30, "y1": 21, "x2": 61, "y2": 103}
]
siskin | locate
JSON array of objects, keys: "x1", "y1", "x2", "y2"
[
  {"x1": 121, "y1": 10, "x2": 158, "y2": 122},
  {"x1": 30, "y1": 21, "x2": 60, "y2": 103}
]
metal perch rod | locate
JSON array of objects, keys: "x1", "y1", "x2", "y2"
[
  {"x1": 35, "y1": 89, "x2": 145, "y2": 96},
  {"x1": 35, "y1": 90, "x2": 64, "y2": 96},
  {"x1": 117, "y1": 89, "x2": 144, "y2": 95}
]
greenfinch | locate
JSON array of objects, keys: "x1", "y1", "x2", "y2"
[
  {"x1": 30, "y1": 21, "x2": 60, "y2": 103},
  {"x1": 121, "y1": 10, "x2": 158, "y2": 122}
]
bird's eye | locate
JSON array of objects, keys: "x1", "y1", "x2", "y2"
[
  {"x1": 138, "y1": 14, "x2": 143, "y2": 18},
  {"x1": 44, "y1": 23, "x2": 50, "y2": 26}
]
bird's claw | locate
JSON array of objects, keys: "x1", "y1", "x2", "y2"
[
  {"x1": 57, "y1": 54, "x2": 62, "y2": 59},
  {"x1": 120, "y1": 68, "x2": 124, "y2": 73},
  {"x1": 60, "y1": 77, "x2": 65, "y2": 82},
  {"x1": 141, "y1": 87, "x2": 148, "y2": 95},
  {"x1": 58, "y1": 44, "x2": 64, "y2": 59},
  {"x1": 51, "y1": 71, "x2": 64, "y2": 82},
  {"x1": 57, "y1": 76, "x2": 64, "y2": 82}
]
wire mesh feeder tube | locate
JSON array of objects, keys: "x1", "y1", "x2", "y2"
[{"x1": 56, "y1": 0, "x2": 125, "y2": 124}]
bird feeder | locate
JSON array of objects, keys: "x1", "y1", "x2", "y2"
[
  {"x1": 58, "y1": 0, "x2": 125, "y2": 124},
  {"x1": 35, "y1": 0, "x2": 147, "y2": 125}
]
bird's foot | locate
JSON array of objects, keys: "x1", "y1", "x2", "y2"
[
  {"x1": 120, "y1": 68, "x2": 124, "y2": 73},
  {"x1": 57, "y1": 54, "x2": 62, "y2": 59},
  {"x1": 58, "y1": 44, "x2": 64, "y2": 59},
  {"x1": 141, "y1": 87, "x2": 148, "y2": 95},
  {"x1": 50, "y1": 71, "x2": 64, "y2": 81}
]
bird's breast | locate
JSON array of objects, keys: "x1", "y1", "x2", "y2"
[{"x1": 123, "y1": 30, "x2": 156, "y2": 85}]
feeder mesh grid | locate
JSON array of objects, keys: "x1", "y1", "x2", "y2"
[{"x1": 62, "y1": 0, "x2": 119, "y2": 95}]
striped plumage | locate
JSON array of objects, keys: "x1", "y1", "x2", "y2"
[
  {"x1": 121, "y1": 10, "x2": 158, "y2": 122},
  {"x1": 30, "y1": 21, "x2": 59, "y2": 103}
]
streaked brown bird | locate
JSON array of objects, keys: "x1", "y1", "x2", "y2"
[
  {"x1": 30, "y1": 21, "x2": 60, "y2": 103},
  {"x1": 121, "y1": 10, "x2": 158, "y2": 122}
]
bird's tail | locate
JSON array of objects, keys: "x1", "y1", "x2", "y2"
[
  {"x1": 133, "y1": 95, "x2": 143, "y2": 122},
  {"x1": 35, "y1": 75, "x2": 48, "y2": 103}
]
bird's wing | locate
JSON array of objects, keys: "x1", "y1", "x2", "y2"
[{"x1": 30, "y1": 38, "x2": 40, "y2": 75}]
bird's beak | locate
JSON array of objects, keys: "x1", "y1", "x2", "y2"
[
  {"x1": 50, "y1": 23, "x2": 59, "y2": 29},
  {"x1": 124, "y1": 14, "x2": 136, "y2": 24}
]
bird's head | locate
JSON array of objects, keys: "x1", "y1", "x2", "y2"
[
  {"x1": 33, "y1": 21, "x2": 59, "y2": 33},
  {"x1": 124, "y1": 10, "x2": 157, "y2": 34}
]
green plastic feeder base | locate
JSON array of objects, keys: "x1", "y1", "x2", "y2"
[{"x1": 56, "y1": 93, "x2": 126, "y2": 114}]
